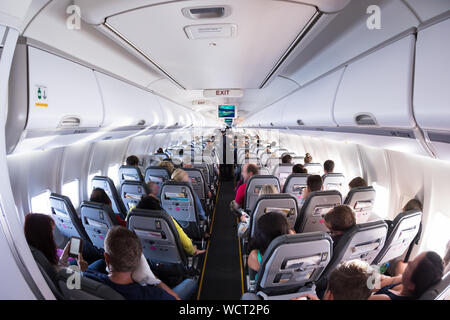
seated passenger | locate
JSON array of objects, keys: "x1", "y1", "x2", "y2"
[
  {"x1": 232, "y1": 163, "x2": 259, "y2": 209},
  {"x1": 348, "y1": 177, "x2": 368, "y2": 189},
  {"x1": 293, "y1": 260, "x2": 372, "y2": 300},
  {"x1": 90, "y1": 188, "x2": 127, "y2": 227},
  {"x1": 84, "y1": 226, "x2": 198, "y2": 300},
  {"x1": 156, "y1": 148, "x2": 164, "y2": 154},
  {"x1": 159, "y1": 160, "x2": 175, "y2": 176},
  {"x1": 247, "y1": 212, "x2": 293, "y2": 273},
  {"x1": 281, "y1": 154, "x2": 292, "y2": 164},
  {"x1": 304, "y1": 153, "x2": 313, "y2": 164},
  {"x1": 147, "y1": 181, "x2": 159, "y2": 198},
  {"x1": 126, "y1": 155, "x2": 139, "y2": 167},
  {"x1": 136, "y1": 195, "x2": 205, "y2": 257},
  {"x1": 298, "y1": 175, "x2": 323, "y2": 206},
  {"x1": 323, "y1": 160, "x2": 335, "y2": 175},
  {"x1": 292, "y1": 163, "x2": 307, "y2": 174},
  {"x1": 369, "y1": 251, "x2": 444, "y2": 300},
  {"x1": 171, "y1": 169, "x2": 206, "y2": 221},
  {"x1": 323, "y1": 205, "x2": 356, "y2": 249}
]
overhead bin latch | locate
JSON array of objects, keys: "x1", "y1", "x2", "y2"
[
  {"x1": 58, "y1": 116, "x2": 81, "y2": 128},
  {"x1": 354, "y1": 113, "x2": 378, "y2": 126}
]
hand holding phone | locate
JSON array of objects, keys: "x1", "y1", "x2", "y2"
[{"x1": 68, "y1": 236, "x2": 83, "y2": 259}]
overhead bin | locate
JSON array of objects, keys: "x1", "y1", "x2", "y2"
[
  {"x1": 334, "y1": 35, "x2": 416, "y2": 129},
  {"x1": 282, "y1": 69, "x2": 344, "y2": 127}
]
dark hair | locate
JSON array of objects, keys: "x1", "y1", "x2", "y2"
[
  {"x1": 246, "y1": 164, "x2": 259, "y2": 176},
  {"x1": 324, "y1": 205, "x2": 356, "y2": 232},
  {"x1": 403, "y1": 199, "x2": 423, "y2": 212},
  {"x1": 156, "y1": 148, "x2": 164, "y2": 154},
  {"x1": 136, "y1": 195, "x2": 161, "y2": 211},
  {"x1": 307, "y1": 175, "x2": 323, "y2": 192},
  {"x1": 105, "y1": 226, "x2": 142, "y2": 273},
  {"x1": 249, "y1": 212, "x2": 290, "y2": 255},
  {"x1": 126, "y1": 155, "x2": 139, "y2": 166},
  {"x1": 90, "y1": 188, "x2": 111, "y2": 205},
  {"x1": 348, "y1": 177, "x2": 368, "y2": 189},
  {"x1": 410, "y1": 251, "x2": 444, "y2": 298},
  {"x1": 292, "y1": 164, "x2": 307, "y2": 174},
  {"x1": 324, "y1": 160, "x2": 335, "y2": 173},
  {"x1": 281, "y1": 154, "x2": 292, "y2": 164},
  {"x1": 328, "y1": 261, "x2": 371, "y2": 300},
  {"x1": 24, "y1": 213, "x2": 58, "y2": 265}
]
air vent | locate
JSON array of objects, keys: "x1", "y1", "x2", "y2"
[
  {"x1": 184, "y1": 24, "x2": 237, "y2": 40},
  {"x1": 182, "y1": 6, "x2": 230, "y2": 20},
  {"x1": 355, "y1": 113, "x2": 377, "y2": 126},
  {"x1": 297, "y1": 119, "x2": 304, "y2": 126}
]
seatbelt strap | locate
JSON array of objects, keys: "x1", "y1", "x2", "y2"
[{"x1": 404, "y1": 222, "x2": 422, "y2": 263}]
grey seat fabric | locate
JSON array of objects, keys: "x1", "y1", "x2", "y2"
[
  {"x1": 49, "y1": 193, "x2": 90, "y2": 244},
  {"x1": 373, "y1": 209, "x2": 422, "y2": 265},
  {"x1": 183, "y1": 168, "x2": 207, "y2": 203},
  {"x1": 57, "y1": 268, "x2": 124, "y2": 300},
  {"x1": 91, "y1": 176, "x2": 127, "y2": 220},
  {"x1": 118, "y1": 165, "x2": 144, "y2": 185},
  {"x1": 244, "y1": 175, "x2": 281, "y2": 212},
  {"x1": 344, "y1": 186, "x2": 376, "y2": 224},
  {"x1": 252, "y1": 232, "x2": 332, "y2": 297},
  {"x1": 266, "y1": 157, "x2": 281, "y2": 169},
  {"x1": 80, "y1": 201, "x2": 119, "y2": 249},
  {"x1": 322, "y1": 220, "x2": 388, "y2": 279},
  {"x1": 160, "y1": 181, "x2": 205, "y2": 239},
  {"x1": 295, "y1": 190, "x2": 342, "y2": 233},
  {"x1": 120, "y1": 180, "x2": 149, "y2": 212},
  {"x1": 418, "y1": 272, "x2": 450, "y2": 300},
  {"x1": 127, "y1": 209, "x2": 188, "y2": 268},
  {"x1": 282, "y1": 173, "x2": 309, "y2": 196},
  {"x1": 303, "y1": 163, "x2": 323, "y2": 175},
  {"x1": 322, "y1": 173, "x2": 345, "y2": 192},
  {"x1": 272, "y1": 164, "x2": 294, "y2": 187},
  {"x1": 144, "y1": 166, "x2": 170, "y2": 188}
]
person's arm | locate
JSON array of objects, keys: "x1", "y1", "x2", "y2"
[
  {"x1": 377, "y1": 274, "x2": 402, "y2": 291},
  {"x1": 172, "y1": 218, "x2": 195, "y2": 256},
  {"x1": 58, "y1": 241, "x2": 71, "y2": 267},
  {"x1": 291, "y1": 293, "x2": 319, "y2": 300},
  {"x1": 368, "y1": 294, "x2": 391, "y2": 300},
  {"x1": 194, "y1": 194, "x2": 206, "y2": 220},
  {"x1": 235, "y1": 184, "x2": 246, "y2": 207},
  {"x1": 247, "y1": 250, "x2": 260, "y2": 272},
  {"x1": 157, "y1": 282, "x2": 180, "y2": 300}
]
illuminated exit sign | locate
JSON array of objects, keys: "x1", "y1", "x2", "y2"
[{"x1": 203, "y1": 89, "x2": 243, "y2": 97}]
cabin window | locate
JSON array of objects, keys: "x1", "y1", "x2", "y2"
[
  {"x1": 372, "y1": 182, "x2": 389, "y2": 218},
  {"x1": 424, "y1": 211, "x2": 450, "y2": 257},
  {"x1": 87, "y1": 171, "x2": 102, "y2": 194},
  {"x1": 31, "y1": 190, "x2": 52, "y2": 215},
  {"x1": 62, "y1": 179, "x2": 80, "y2": 210},
  {"x1": 107, "y1": 164, "x2": 120, "y2": 187}
]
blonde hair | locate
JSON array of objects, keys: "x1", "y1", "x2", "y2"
[
  {"x1": 159, "y1": 161, "x2": 175, "y2": 175},
  {"x1": 171, "y1": 168, "x2": 188, "y2": 182},
  {"x1": 259, "y1": 184, "x2": 278, "y2": 196}
]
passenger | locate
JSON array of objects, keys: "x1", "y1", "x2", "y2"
[
  {"x1": 147, "y1": 181, "x2": 159, "y2": 198},
  {"x1": 323, "y1": 160, "x2": 335, "y2": 175},
  {"x1": 159, "y1": 160, "x2": 175, "y2": 176},
  {"x1": 293, "y1": 260, "x2": 372, "y2": 300},
  {"x1": 171, "y1": 168, "x2": 206, "y2": 221},
  {"x1": 90, "y1": 188, "x2": 127, "y2": 227},
  {"x1": 348, "y1": 177, "x2": 368, "y2": 189},
  {"x1": 156, "y1": 148, "x2": 164, "y2": 154},
  {"x1": 298, "y1": 175, "x2": 323, "y2": 206},
  {"x1": 281, "y1": 154, "x2": 292, "y2": 164},
  {"x1": 323, "y1": 205, "x2": 356, "y2": 249},
  {"x1": 369, "y1": 251, "x2": 444, "y2": 300},
  {"x1": 232, "y1": 163, "x2": 259, "y2": 209},
  {"x1": 136, "y1": 195, "x2": 205, "y2": 257},
  {"x1": 304, "y1": 153, "x2": 313, "y2": 164},
  {"x1": 292, "y1": 163, "x2": 307, "y2": 174},
  {"x1": 126, "y1": 155, "x2": 139, "y2": 167},
  {"x1": 84, "y1": 226, "x2": 198, "y2": 300},
  {"x1": 247, "y1": 212, "x2": 293, "y2": 273}
]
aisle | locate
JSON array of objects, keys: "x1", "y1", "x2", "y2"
[{"x1": 197, "y1": 180, "x2": 244, "y2": 300}]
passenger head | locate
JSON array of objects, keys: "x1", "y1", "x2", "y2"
[
  {"x1": 281, "y1": 154, "x2": 292, "y2": 164},
  {"x1": 136, "y1": 195, "x2": 162, "y2": 211},
  {"x1": 402, "y1": 251, "x2": 444, "y2": 298},
  {"x1": 159, "y1": 160, "x2": 175, "y2": 176},
  {"x1": 348, "y1": 177, "x2": 368, "y2": 189},
  {"x1": 307, "y1": 175, "x2": 323, "y2": 192},
  {"x1": 323, "y1": 160, "x2": 335, "y2": 174},
  {"x1": 171, "y1": 168, "x2": 189, "y2": 183},
  {"x1": 292, "y1": 164, "x2": 307, "y2": 174},
  {"x1": 125, "y1": 155, "x2": 139, "y2": 167},
  {"x1": 90, "y1": 188, "x2": 112, "y2": 208},
  {"x1": 147, "y1": 181, "x2": 159, "y2": 197},
  {"x1": 403, "y1": 199, "x2": 423, "y2": 212},
  {"x1": 258, "y1": 184, "x2": 278, "y2": 196},
  {"x1": 324, "y1": 260, "x2": 372, "y2": 300},
  {"x1": 104, "y1": 226, "x2": 142, "y2": 273},
  {"x1": 250, "y1": 212, "x2": 290, "y2": 255},
  {"x1": 304, "y1": 153, "x2": 312, "y2": 164},
  {"x1": 24, "y1": 213, "x2": 58, "y2": 265},
  {"x1": 156, "y1": 148, "x2": 164, "y2": 154},
  {"x1": 242, "y1": 163, "x2": 259, "y2": 182},
  {"x1": 324, "y1": 205, "x2": 356, "y2": 235}
]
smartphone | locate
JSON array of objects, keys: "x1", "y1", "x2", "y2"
[{"x1": 68, "y1": 236, "x2": 83, "y2": 258}]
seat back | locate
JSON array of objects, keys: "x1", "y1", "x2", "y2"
[
  {"x1": 80, "y1": 201, "x2": 118, "y2": 249},
  {"x1": 194, "y1": 163, "x2": 211, "y2": 187},
  {"x1": 49, "y1": 193, "x2": 90, "y2": 243},
  {"x1": 144, "y1": 166, "x2": 171, "y2": 189},
  {"x1": 154, "y1": 152, "x2": 169, "y2": 161},
  {"x1": 322, "y1": 173, "x2": 345, "y2": 192},
  {"x1": 322, "y1": 220, "x2": 388, "y2": 279},
  {"x1": 127, "y1": 209, "x2": 188, "y2": 266},
  {"x1": 160, "y1": 181, "x2": 202, "y2": 239},
  {"x1": 244, "y1": 175, "x2": 281, "y2": 212},
  {"x1": 29, "y1": 246, "x2": 64, "y2": 299},
  {"x1": 183, "y1": 168, "x2": 207, "y2": 201},
  {"x1": 249, "y1": 194, "x2": 298, "y2": 239},
  {"x1": 266, "y1": 157, "x2": 281, "y2": 169},
  {"x1": 272, "y1": 164, "x2": 294, "y2": 188},
  {"x1": 255, "y1": 232, "x2": 332, "y2": 295},
  {"x1": 373, "y1": 210, "x2": 422, "y2": 265},
  {"x1": 303, "y1": 163, "x2": 323, "y2": 175},
  {"x1": 282, "y1": 173, "x2": 309, "y2": 199},
  {"x1": 344, "y1": 186, "x2": 376, "y2": 224},
  {"x1": 91, "y1": 176, "x2": 127, "y2": 220},
  {"x1": 57, "y1": 268, "x2": 124, "y2": 300},
  {"x1": 120, "y1": 180, "x2": 148, "y2": 212},
  {"x1": 118, "y1": 165, "x2": 144, "y2": 185},
  {"x1": 418, "y1": 272, "x2": 450, "y2": 300},
  {"x1": 259, "y1": 167, "x2": 271, "y2": 175}
]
